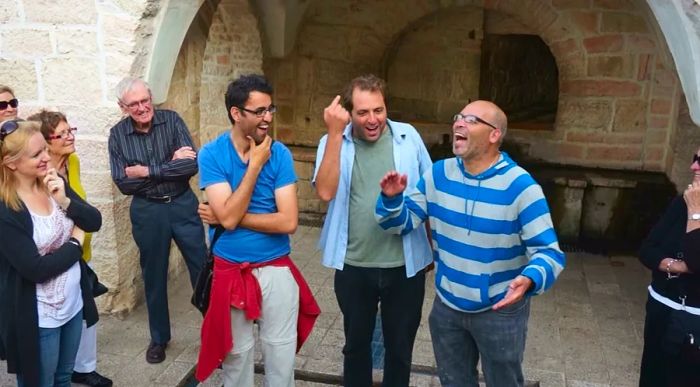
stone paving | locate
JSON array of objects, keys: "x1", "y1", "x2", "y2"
[{"x1": 1, "y1": 225, "x2": 649, "y2": 387}]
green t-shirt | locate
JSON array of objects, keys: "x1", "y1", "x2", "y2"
[{"x1": 345, "y1": 127, "x2": 405, "y2": 267}]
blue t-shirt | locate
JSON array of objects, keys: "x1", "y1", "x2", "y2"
[{"x1": 198, "y1": 133, "x2": 297, "y2": 263}]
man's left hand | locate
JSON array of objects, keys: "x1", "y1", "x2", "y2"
[
  {"x1": 172, "y1": 146, "x2": 196, "y2": 160},
  {"x1": 492, "y1": 275, "x2": 532, "y2": 310},
  {"x1": 125, "y1": 165, "x2": 149, "y2": 178}
]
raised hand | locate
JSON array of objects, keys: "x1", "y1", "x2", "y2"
[
  {"x1": 172, "y1": 146, "x2": 196, "y2": 160},
  {"x1": 44, "y1": 168, "x2": 70, "y2": 209},
  {"x1": 324, "y1": 95, "x2": 350, "y2": 137},
  {"x1": 249, "y1": 135, "x2": 272, "y2": 169},
  {"x1": 492, "y1": 275, "x2": 533, "y2": 310},
  {"x1": 379, "y1": 170, "x2": 408, "y2": 197}
]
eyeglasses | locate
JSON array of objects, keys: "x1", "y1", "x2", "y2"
[
  {"x1": 453, "y1": 113, "x2": 498, "y2": 130},
  {"x1": 0, "y1": 119, "x2": 21, "y2": 141},
  {"x1": 237, "y1": 104, "x2": 277, "y2": 117},
  {"x1": 122, "y1": 97, "x2": 152, "y2": 111},
  {"x1": 693, "y1": 154, "x2": 700, "y2": 165},
  {"x1": 0, "y1": 98, "x2": 18, "y2": 111},
  {"x1": 47, "y1": 127, "x2": 77, "y2": 141}
]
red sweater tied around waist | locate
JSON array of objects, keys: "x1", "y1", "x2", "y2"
[{"x1": 195, "y1": 255, "x2": 321, "y2": 381}]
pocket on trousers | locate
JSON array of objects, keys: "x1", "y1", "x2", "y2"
[{"x1": 494, "y1": 297, "x2": 529, "y2": 316}]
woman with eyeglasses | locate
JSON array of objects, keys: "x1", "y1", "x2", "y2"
[
  {"x1": 638, "y1": 149, "x2": 700, "y2": 386},
  {"x1": 0, "y1": 85, "x2": 19, "y2": 121},
  {"x1": 26, "y1": 110, "x2": 113, "y2": 387},
  {"x1": 0, "y1": 119, "x2": 101, "y2": 387}
]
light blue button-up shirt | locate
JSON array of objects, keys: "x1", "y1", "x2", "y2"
[{"x1": 313, "y1": 119, "x2": 433, "y2": 277}]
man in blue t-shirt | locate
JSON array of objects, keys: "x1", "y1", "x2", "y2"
[{"x1": 196, "y1": 75, "x2": 303, "y2": 387}]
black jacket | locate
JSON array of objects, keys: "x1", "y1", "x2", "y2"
[
  {"x1": 0, "y1": 186, "x2": 102, "y2": 387},
  {"x1": 639, "y1": 195, "x2": 700, "y2": 307}
]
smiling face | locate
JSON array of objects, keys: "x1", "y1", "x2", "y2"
[
  {"x1": 47, "y1": 120, "x2": 76, "y2": 157},
  {"x1": 350, "y1": 88, "x2": 387, "y2": 142},
  {"x1": 452, "y1": 101, "x2": 503, "y2": 162},
  {"x1": 0, "y1": 91, "x2": 18, "y2": 121},
  {"x1": 120, "y1": 82, "x2": 154, "y2": 130},
  {"x1": 8, "y1": 132, "x2": 51, "y2": 179},
  {"x1": 232, "y1": 91, "x2": 273, "y2": 145}
]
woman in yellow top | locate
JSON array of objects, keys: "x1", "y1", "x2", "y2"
[{"x1": 28, "y1": 110, "x2": 113, "y2": 387}]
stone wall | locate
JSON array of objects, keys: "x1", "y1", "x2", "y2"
[
  {"x1": 263, "y1": 0, "x2": 685, "y2": 220},
  {"x1": 1, "y1": 0, "x2": 161, "y2": 314}
]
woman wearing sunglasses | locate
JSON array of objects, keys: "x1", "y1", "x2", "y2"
[
  {"x1": 0, "y1": 119, "x2": 101, "y2": 387},
  {"x1": 0, "y1": 85, "x2": 19, "y2": 121},
  {"x1": 27, "y1": 110, "x2": 113, "y2": 387},
  {"x1": 638, "y1": 150, "x2": 700, "y2": 386}
]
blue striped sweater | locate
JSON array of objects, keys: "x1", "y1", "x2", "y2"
[{"x1": 375, "y1": 152, "x2": 565, "y2": 312}]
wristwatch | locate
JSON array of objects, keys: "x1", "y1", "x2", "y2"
[{"x1": 690, "y1": 213, "x2": 700, "y2": 221}]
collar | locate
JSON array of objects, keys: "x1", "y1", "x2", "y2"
[
  {"x1": 125, "y1": 109, "x2": 165, "y2": 135},
  {"x1": 342, "y1": 118, "x2": 407, "y2": 144}
]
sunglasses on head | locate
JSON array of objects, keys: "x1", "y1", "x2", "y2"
[
  {"x1": 0, "y1": 119, "x2": 22, "y2": 141},
  {"x1": 0, "y1": 98, "x2": 18, "y2": 111},
  {"x1": 693, "y1": 154, "x2": 700, "y2": 165}
]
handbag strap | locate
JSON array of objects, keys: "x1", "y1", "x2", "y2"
[{"x1": 210, "y1": 225, "x2": 225, "y2": 252}]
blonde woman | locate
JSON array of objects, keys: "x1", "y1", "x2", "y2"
[
  {"x1": 0, "y1": 120, "x2": 101, "y2": 387},
  {"x1": 28, "y1": 110, "x2": 113, "y2": 387}
]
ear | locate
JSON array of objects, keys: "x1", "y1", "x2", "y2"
[
  {"x1": 230, "y1": 106, "x2": 241, "y2": 123},
  {"x1": 118, "y1": 102, "x2": 129, "y2": 115},
  {"x1": 489, "y1": 128, "x2": 502, "y2": 145},
  {"x1": 3, "y1": 156, "x2": 17, "y2": 171}
]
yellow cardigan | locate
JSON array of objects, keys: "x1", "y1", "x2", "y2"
[{"x1": 67, "y1": 153, "x2": 93, "y2": 262}]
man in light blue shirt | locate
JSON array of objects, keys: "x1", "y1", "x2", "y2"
[{"x1": 313, "y1": 74, "x2": 432, "y2": 386}]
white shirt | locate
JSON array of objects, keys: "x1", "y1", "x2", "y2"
[{"x1": 30, "y1": 198, "x2": 83, "y2": 328}]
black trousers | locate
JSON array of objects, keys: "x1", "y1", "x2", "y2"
[
  {"x1": 130, "y1": 189, "x2": 207, "y2": 344},
  {"x1": 334, "y1": 264, "x2": 425, "y2": 387},
  {"x1": 640, "y1": 295, "x2": 700, "y2": 387}
]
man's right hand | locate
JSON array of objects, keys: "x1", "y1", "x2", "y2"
[
  {"x1": 380, "y1": 171, "x2": 408, "y2": 197},
  {"x1": 248, "y1": 135, "x2": 272, "y2": 169},
  {"x1": 324, "y1": 95, "x2": 350, "y2": 136}
]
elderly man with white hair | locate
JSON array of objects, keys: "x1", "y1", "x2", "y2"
[{"x1": 107, "y1": 77, "x2": 207, "y2": 364}]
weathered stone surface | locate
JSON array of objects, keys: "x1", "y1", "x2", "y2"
[
  {"x1": 0, "y1": 59, "x2": 38, "y2": 99},
  {"x1": 561, "y1": 80, "x2": 641, "y2": 97},
  {"x1": 587, "y1": 55, "x2": 633, "y2": 78},
  {"x1": 2, "y1": 29, "x2": 52, "y2": 56},
  {"x1": 56, "y1": 29, "x2": 98, "y2": 55},
  {"x1": 612, "y1": 99, "x2": 646, "y2": 132},
  {"x1": 601, "y1": 12, "x2": 648, "y2": 33},
  {"x1": 0, "y1": 1, "x2": 19, "y2": 23},
  {"x1": 557, "y1": 98, "x2": 612, "y2": 130},
  {"x1": 42, "y1": 57, "x2": 102, "y2": 105},
  {"x1": 24, "y1": 0, "x2": 97, "y2": 24}
]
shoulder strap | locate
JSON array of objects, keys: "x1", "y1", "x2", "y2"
[{"x1": 210, "y1": 225, "x2": 225, "y2": 251}]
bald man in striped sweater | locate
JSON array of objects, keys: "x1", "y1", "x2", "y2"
[{"x1": 375, "y1": 100, "x2": 565, "y2": 387}]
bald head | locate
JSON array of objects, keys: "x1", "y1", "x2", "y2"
[{"x1": 464, "y1": 100, "x2": 508, "y2": 143}]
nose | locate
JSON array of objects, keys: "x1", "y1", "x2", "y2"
[{"x1": 368, "y1": 112, "x2": 378, "y2": 124}]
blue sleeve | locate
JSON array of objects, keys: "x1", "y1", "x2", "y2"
[
  {"x1": 198, "y1": 141, "x2": 227, "y2": 189},
  {"x1": 273, "y1": 142, "x2": 297, "y2": 189}
]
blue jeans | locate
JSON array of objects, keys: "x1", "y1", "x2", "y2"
[
  {"x1": 429, "y1": 295, "x2": 530, "y2": 387},
  {"x1": 334, "y1": 265, "x2": 425, "y2": 387},
  {"x1": 17, "y1": 310, "x2": 83, "y2": 387}
]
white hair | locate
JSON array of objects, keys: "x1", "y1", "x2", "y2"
[{"x1": 114, "y1": 77, "x2": 151, "y2": 103}]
